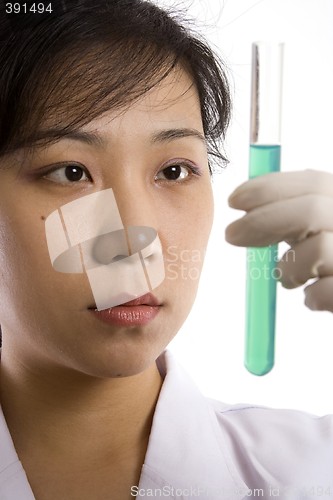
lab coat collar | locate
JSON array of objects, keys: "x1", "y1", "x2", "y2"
[{"x1": 137, "y1": 350, "x2": 250, "y2": 499}]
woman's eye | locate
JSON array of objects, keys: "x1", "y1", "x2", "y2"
[
  {"x1": 155, "y1": 163, "x2": 200, "y2": 182},
  {"x1": 43, "y1": 164, "x2": 91, "y2": 185}
]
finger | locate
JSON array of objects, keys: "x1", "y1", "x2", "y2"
[
  {"x1": 304, "y1": 276, "x2": 333, "y2": 313},
  {"x1": 225, "y1": 194, "x2": 333, "y2": 247},
  {"x1": 277, "y1": 232, "x2": 333, "y2": 289},
  {"x1": 228, "y1": 169, "x2": 333, "y2": 211}
]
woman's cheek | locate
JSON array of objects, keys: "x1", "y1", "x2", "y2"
[
  {"x1": 165, "y1": 182, "x2": 213, "y2": 283},
  {"x1": 164, "y1": 245, "x2": 205, "y2": 285}
]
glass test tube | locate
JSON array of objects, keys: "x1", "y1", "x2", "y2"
[{"x1": 245, "y1": 42, "x2": 284, "y2": 376}]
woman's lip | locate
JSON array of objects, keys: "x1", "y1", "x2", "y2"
[
  {"x1": 89, "y1": 304, "x2": 161, "y2": 327},
  {"x1": 88, "y1": 293, "x2": 161, "y2": 310},
  {"x1": 87, "y1": 293, "x2": 162, "y2": 326},
  {"x1": 118, "y1": 292, "x2": 161, "y2": 307}
]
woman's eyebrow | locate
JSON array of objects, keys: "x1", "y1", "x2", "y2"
[
  {"x1": 31, "y1": 127, "x2": 207, "y2": 149},
  {"x1": 34, "y1": 129, "x2": 106, "y2": 148},
  {"x1": 151, "y1": 128, "x2": 207, "y2": 146}
]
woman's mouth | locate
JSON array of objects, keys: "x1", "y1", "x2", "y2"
[{"x1": 88, "y1": 293, "x2": 162, "y2": 326}]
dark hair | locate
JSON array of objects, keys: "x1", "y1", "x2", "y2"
[{"x1": 0, "y1": 0, "x2": 231, "y2": 172}]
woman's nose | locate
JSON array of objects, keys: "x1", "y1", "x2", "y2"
[
  {"x1": 88, "y1": 180, "x2": 161, "y2": 262},
  {"x1": 111, "y1": 179, "x2": 159, "y2": 229},
  {"x1": 91, "y1": 226, "x2": 157, "y2": 265},
  {"x1": 85, "y1": 224, "x2": 165, "y2": 310}
]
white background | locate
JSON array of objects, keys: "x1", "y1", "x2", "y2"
[{"x1": 157, "y1": 0, "x2": 333, "y2": 414}]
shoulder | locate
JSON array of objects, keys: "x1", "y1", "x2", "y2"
[
  {"x1": 207, "y1": 397, "x2": 333, "y2": 490},
  {"x1": 157, "y1": 351, "x2": 333, "y2": 494},
  {"x1": 210, "y1": 397, "x2": 333, "y2": 450}
]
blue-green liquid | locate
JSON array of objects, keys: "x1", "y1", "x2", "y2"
[{"x1": 245, "y1": 145, "x2": 281, "y2": 376}]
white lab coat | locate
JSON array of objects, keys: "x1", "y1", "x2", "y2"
[{"x1": 0, "y1": 350, "x2": 332, "y2": 499}]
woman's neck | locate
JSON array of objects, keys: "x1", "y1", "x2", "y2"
[{"x1": 0, "y1": 344, "x2": 163, "y2": 466}]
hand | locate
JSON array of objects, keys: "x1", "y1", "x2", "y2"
[{"x1": 225, "y1": 169, "x2": 333, "y2": 313}]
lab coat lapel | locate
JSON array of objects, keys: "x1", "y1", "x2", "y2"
[{"x1": 137, "y1": 350, "x2": 250, "y2": 499}]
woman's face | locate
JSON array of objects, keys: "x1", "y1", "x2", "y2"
[{"x1": 0, "y1": 67, "x2": 214, "y2": 377}]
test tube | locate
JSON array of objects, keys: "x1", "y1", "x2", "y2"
[{"x1": 245, "y1": 42, "x2": 284, "y2": 376}]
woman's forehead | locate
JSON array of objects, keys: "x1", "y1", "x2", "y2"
[
  {"x1": 85, "y1": 69, "x2": 200, "y2": 122},
  {"x1": 38, "y1": 66, "x2": 203, "y2": 139}
]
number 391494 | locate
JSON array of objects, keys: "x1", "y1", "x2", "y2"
[{"x1": 5, "y1": 3, "x2": 53, "y2": 14}]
